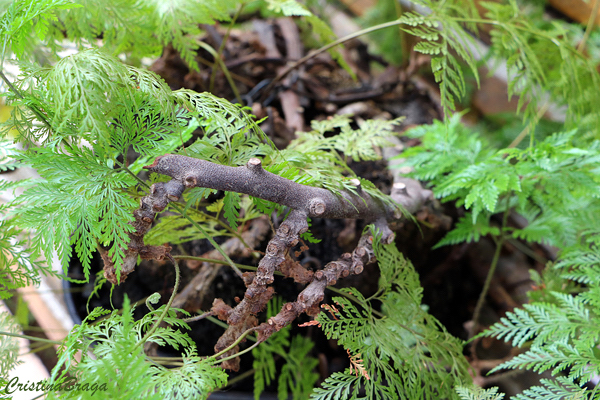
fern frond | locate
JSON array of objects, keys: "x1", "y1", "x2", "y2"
[
  {"x1": 14, "y1": 146, "x2": 137, "y2": 277},
  {"x1": 309, "y1": 371, "x2": 362, "y2": 400},
  {"x1": 492, "y1": 343, "x2": 599, "y2": 382},
  {"x1": 456, "y1": 386, "x2": 505, "y2": 400},
  {"x1": 483, "y1": 301, "x2": 585, "y2": 348},
  {"x1": 50, "y1": 297, "x2": 226, "y2": 399},
  {"x1": 315, "y1": 241, "x2": 472, "y2": 399},
  {"x1": 0, "y1": 0, "x2": 78, "y2": 60},
  {"x1": 512, "y1": 377, "x2": 589, "y2": 400},
  {"x1": 435, "y1": 214, "x2": 500, "y2": 248},
  {"x1": 0, "y1": 312, "x2": 21, "y2": 380}
]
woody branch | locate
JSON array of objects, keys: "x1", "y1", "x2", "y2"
[{"x1": 102, "y1": 153, "x2": 430, "y2": 369}]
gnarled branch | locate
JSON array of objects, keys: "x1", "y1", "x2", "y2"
[{"x1": 102, "y1": 152, "x2": 431, "y2": 369}]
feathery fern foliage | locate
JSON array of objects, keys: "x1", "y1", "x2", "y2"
[
  {"x1": 311, "y1": 237, "x2": 472, "y2": 399},
  {"x1": 47, "y1": 296, "x2": 227, "y2": 399},
  {"x1": 397, "y1": 0, "x2": 600, "y2": 136},
  {"x1": 0, "y1": 312, "x2": 20, "y2": 389},
  {"x1": 400, "y1": 115, "x2": 600, "y2": 250},
  {"x1": 455, "y1": 386, "x2": 505, "y2": 400},
  {"x1": 398, "y1": 83, "x2": 600, "y2": 398}
]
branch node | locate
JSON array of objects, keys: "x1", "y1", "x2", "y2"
[
  {"x1": 309, "y1": 198, "x2": 326, "y2": 216},
  {"x1": 247, "y1": 158, "x2": 263, "y2": 172},
  {"x1": 393, "y1": 182, "x2": 408, "y2": 195},
  {"x1": 353, "y1": 263, "x2": 364, "y2": 274},
  {"x1": 393, "y1": 209, "x2": 403, "y2": 219},
  {"x1": 279, "y1": 223, "x2": 290, "y2": 234},
  {"x1": 383, "y1": 232, "x2": 396, "y2": 245},
  {"x1": 266, "y1": 243, "x2": 279, "y2": 256},
  {"x1": 184, "y1": 176, "x2": 197, "y2": 187}
]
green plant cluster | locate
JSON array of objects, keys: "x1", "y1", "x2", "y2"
[
  {"x1": 0, "y1": 0, "x2": 439, "y2": 398},
  {"x1": 47, "y1": 297, "x2": 228, "y2": 400},
  {"x1": 399, "y1": 113, "x2": 600, "y2": 398},
  {"x1": 311, "y1": 238, "x2": 472, "y2": 399}
]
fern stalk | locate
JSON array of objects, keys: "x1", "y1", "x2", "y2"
[
  {"x1": 507, "y1": 101, "x2": 550, "y2": 149},
  {"x1": 171, "y1": 202, "x2": 245, "y2": 278},
  {"x1": 0, "y1": 331, "x2": 61, "y2": 345},
  {"x1": 470, "y1": 195, "x2": 511, "y2": 338},
  {"x1": 213, "y1": 327, "x2": 257, "y2": 359},
  {"x1": 173, "y1": 255, "x2": 256, "y2": 271},
  {"x1": 0, "y1": 68, "x2": 54, "y2": 133},
  {"x1": 197, "y1": 41, "x2": 243, "y2": 104},
  {"x1": 209, "y1": 2, "x2": 246, "y2": 93},
  {"x1": 577, "y1": 0, "x2": 600, "y2": 52},
  {"x1": 133, "y1": 256, "x2": 181, "y2": 350},
  {"x1": 216, "y1": 339, "x2": 261, "y2": 363}
]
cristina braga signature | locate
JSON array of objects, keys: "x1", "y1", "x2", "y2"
[{"x1": 3, "y1": 376, "x2": 108, "y2": 396}]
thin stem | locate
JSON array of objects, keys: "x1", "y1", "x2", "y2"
[
  {"x1": 206, "y1": 315, "x2": 229, "y2": 330},
  {"x1": 209, "y1": 3, "x2": 245, "y2": 92},
  {"x1": 577, "y1": 0, "x2": 600, "y2": 53},
  {"x1": 0, "y1": 331, "x2": 62, "y2": 345},
  {"x1": 149, "y1": 359, "x2": 185, "y2": 366},
  {"x1": 149, "y1": 355, "x2": 184, "y2": 362},
  {"x1": 470, "y1": 236, "x2": 503, "y2": 338},
  {"x1": 198, "y1": 41, "x2": 243, "y2": 104},
  {"x1": 223, "y1": 367, "x2": 255, "y2": 388},
  {"x1": 507, "y1": 102, "x2": 550, "y2": 149},
  {"x1": 196, "y1": 55, "x2": 255, "y2": 86},
  {"x1": 212, "y1": 327, "x2": 256, "y2": 359},
  {"x1": 0, "y1": 68, "x2": 54, "y2": 133},
  {"x1": 193, "y1": 208, "x2": 251, "y2": 248},
  {"x1": 183, "y1": 311, "x2": 214, "y2": 323},
  {"x1": 216, "y1": 340, "x2": 260, "y2": 364},
  {"x1": 26, "y1": 341, "x2": 57, "y2": 354},
  {"x1": 394, "y1": 0, "x2": 409, "y2": 62},
  {"x1": 173, "y1": 255, "x2": 257, "y2": 272},
  {"x1": 506, "y1": 238, "x2": 547, "y2": 264},
  {"x1": 469, "y1": 196, "x2": 512, "y2": 338},
  {"x1": 204, "y1": 315, "x2": 258, "y2": 342},
  {"x1": 260, "y1": 19, "x2": 408, "y2": 102},
  {"x1": 171, "y1": 203, "x2": 244, "y2": 279},
  {"x1": 133, "y1": 256, "x2": 181, "y2": 350}
]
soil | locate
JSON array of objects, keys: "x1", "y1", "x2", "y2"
[{"x1": 65, "y1": 18, "x2": 543, "y2": 397}]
